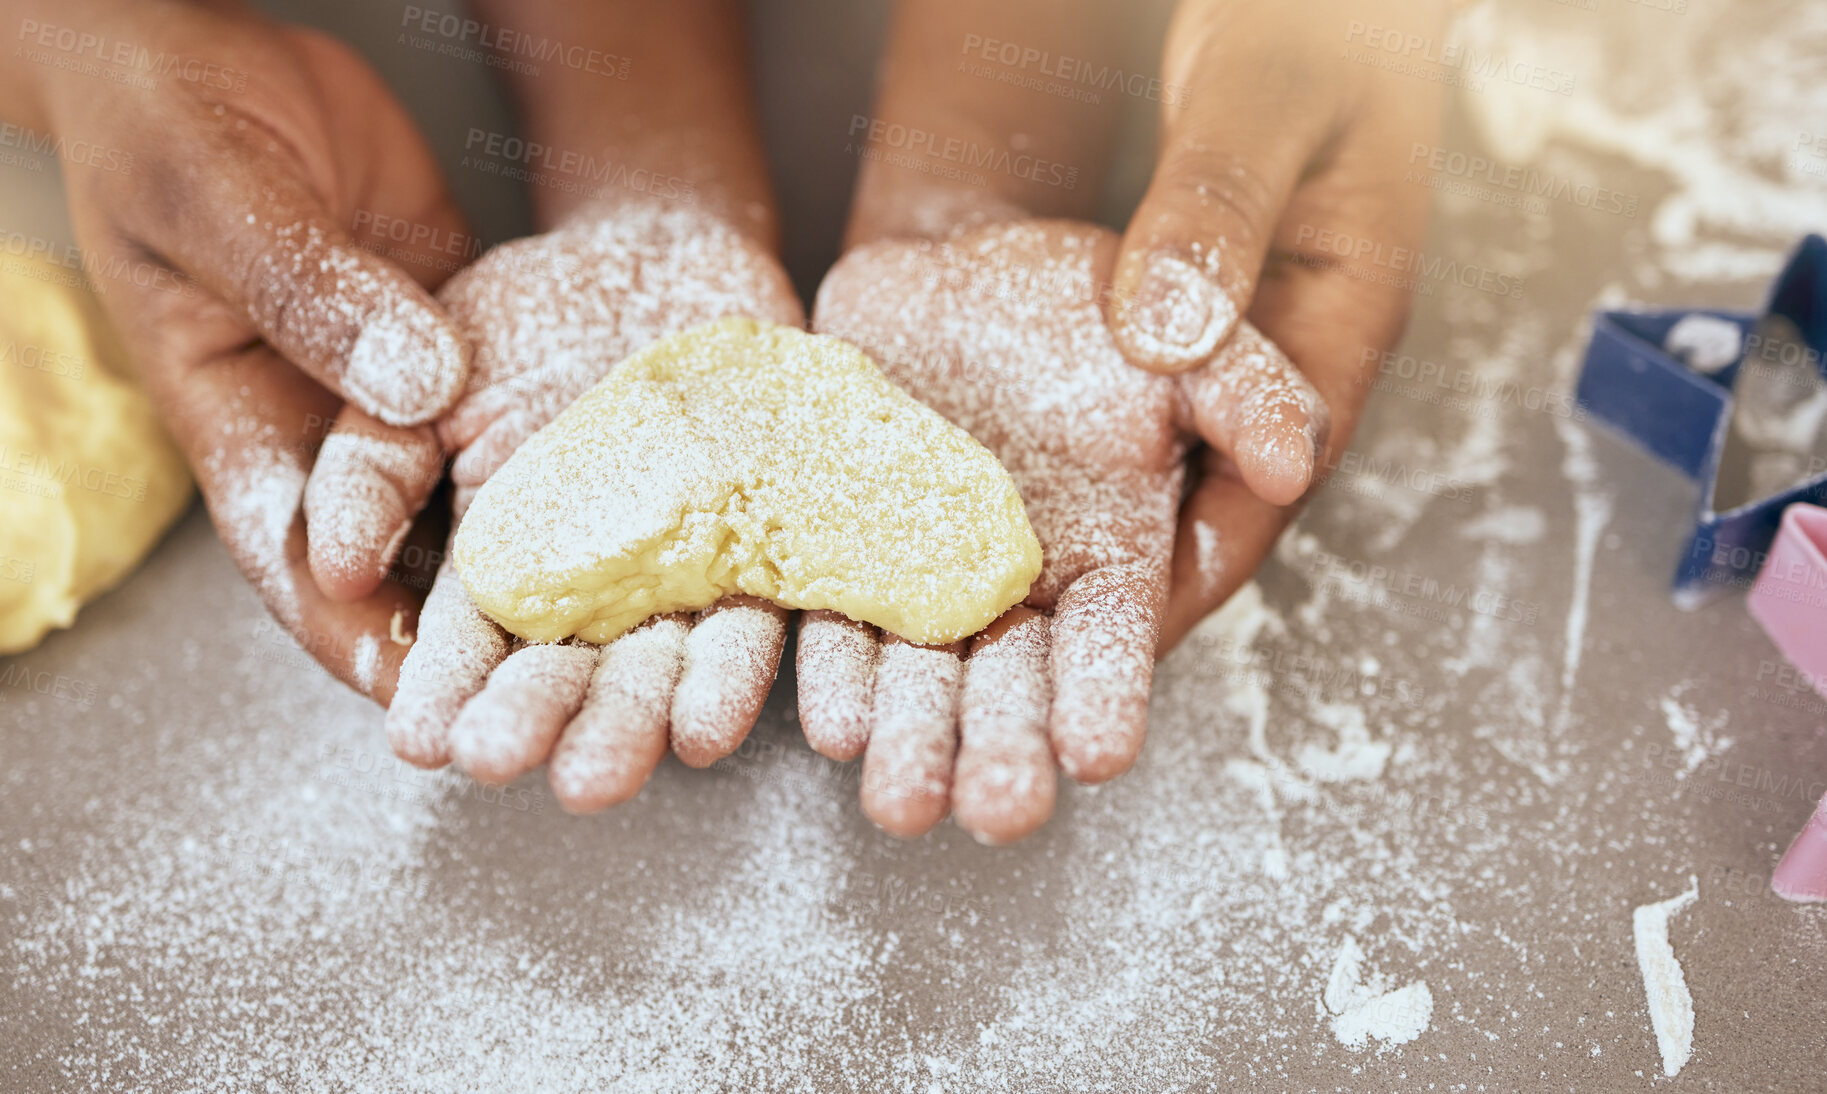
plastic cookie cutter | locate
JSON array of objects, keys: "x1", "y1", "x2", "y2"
[
  {"x1": 1575, "y1": 234, "x2": 1827, "y2": 606},
  {"x1": 1753, "y1": 503, "x2": 1827, "y2": 905},
  {"x1": 1747, "y1": 503, "x2": 1827, "y2": 700}
]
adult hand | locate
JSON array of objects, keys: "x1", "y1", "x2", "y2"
[
  {"x1": 1105, "y1": 0, "x2": 1445, "y2": 644},
  {"x1": 806, "y1": 218, "x2": 1328, "y2": 842},
  {"x1": 20, "y1": 0, "x2": 472, "y2": 701},
  {"x1": 847, "y1": 0, "x2": 1443, "y2": 652},
  {"x1": 383, "y1": 198, "x2": 806, "y2": 811}
]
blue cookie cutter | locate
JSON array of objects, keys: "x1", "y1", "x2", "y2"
[{"x1": 1575, "y1": 234, "x2": 1827, "y2": 605}]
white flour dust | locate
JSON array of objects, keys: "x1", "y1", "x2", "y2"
[
  {"x1": 1633, "y1": 876, "x2": 1701, "y2": 1077},
  {"x1": 1456, "y1": 0, "x2": 1827, "y2": 281},
  {"x1": 18, "y1": 0, "x2": 1827, "y2": 1083},
  {"x1": 1659, "y1": 691, "x2": 1733, "y2": 777},
  {"x1": 1322, "y1": 935, "x2": 1435, "y2": 1050}
]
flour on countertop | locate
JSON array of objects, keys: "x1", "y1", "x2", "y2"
[
  {"x1": 1659, "y1": 692, "x2": 1733, "y2": 777},
  {"x1": 1456, "y1": 0, "x2": 1827, "y2": 281},
  {"x1": 1322, "y1": 935, "x2": 1435, "y2": 1050},
  {"x1": 1459, "y1": 505, "x2": 1548, "y2": 545},
  {"x1": 11, "y1": 0, "x2": 1823, "y2": 1085},
  {"x1": 1633, "y1": 877, "x2": 1701, "y2": 1078}
]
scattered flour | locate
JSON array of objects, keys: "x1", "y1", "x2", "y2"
[
  {"x1": 1456, "y1": 0, "x2": 1827, "y2": 280},
  {"x1": 1553, "y1": 414, "x2": 1613, "y2": 737},
  {"x1": 1658, "y1": 692, "x2": 1733, "y2": 778},
  {"x1": 1458, "y1": 505, "x2": 1548, "y2": 545},
  {"x1": 1322, "y1": 935, "x2": 1435, "y2": 1050},
  {"x1": 1296, "y1": 701, "x2": 1393, "y2": 784},
  {"x1": 1632, "y1": 877, "x2": 1701, "y2": 1077}
]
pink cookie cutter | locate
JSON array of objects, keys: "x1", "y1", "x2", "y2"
[
  {"x1": 1749, "y1": 502, "x2": 1827, "y2": 902},
  {"x1": 1747, "y1": 503, "x2": 1827, "y2": 699}
]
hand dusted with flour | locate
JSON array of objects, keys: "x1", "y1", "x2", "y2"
[
  {"x1": 454, "y1": 319, "x2": 1041, "y2": 646},
  {"x1": 386, "y1": 200, "x2": 808, "y2": 808},
  {"x1": 24, "y1": 3, "x2": 479, "y2": 701},
  {"x1": 807, "y1": 219, "x2": 1329, "y2": 842}
]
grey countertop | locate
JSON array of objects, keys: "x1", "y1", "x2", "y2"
[{"x1": 4, "y1": 0, "x2": 1826, "y2": 1090}]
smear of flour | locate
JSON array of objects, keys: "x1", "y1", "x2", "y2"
[
  {"x1": 1191, "y1": 518, "x2": 1224, "y2": 596},
  {"x1": 1659, "y1": 692, "x2": 1733, "y2": 778},
  {"x1": 1664, "y1": 314, "x2": 1745, "y2": 376},
  {"x1": 1297, "y1": 701, "x2": 1392, "y2": 784},
  {"x1": 1552, "y1": 414, "x2": 1614, "y2": 747},
  {"x1": 1323, "y1": 935, "x2": 1435, "y2": 1050},
  {"x1": 1633, "y1": 877, "x2": 1700, "y2": 1077},
  {"x1": 1459, "y1": 505, "x2": 1548, "y2": 546},
  {"x1": 1201, "y1": 579, "x2": 1282, "y2": 650},
  {"x1": 351, "y1": 634, "x2": 381, "y2": 695}
]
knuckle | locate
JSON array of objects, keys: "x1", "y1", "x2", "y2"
[
  {"x1": 240, "y1": 226, "x2": 328, "y2": 352},
  {"x1": 1152, "y1": 145, "x2": 1281, "y2": 255}
]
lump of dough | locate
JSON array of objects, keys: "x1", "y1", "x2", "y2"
[
  {"x1": 454, "y1": 318, "x2": 1042, "y2": 646},
  {"x1": 0, "y1": 256, "x2": 193, "y2": 655}
]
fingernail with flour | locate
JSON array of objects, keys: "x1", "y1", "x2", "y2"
[
  {"x1": 1242, "y1": 427, "x2": 1318, "y2": 505},
  {"x1": 1115, "y1": 251, "x2": 1235, "y2": 372},
  {"x1": 345, "y1": 302, "x2": 469, "y2": 427}
]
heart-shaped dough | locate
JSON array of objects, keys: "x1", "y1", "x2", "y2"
[{"x1": 453, "y1": 318, "x2": 1042, "y2": 645}]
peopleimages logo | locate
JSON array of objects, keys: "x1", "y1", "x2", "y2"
[
  {"x1": 847, "y1": 115, "x2": 1079, "y2": 191},
  {"x1": 1361, "y1": 347, "x2": 1586, "y2": 421},
  {"x1": 1343, "y1": 21, "x2": 1576, "y2": 96},
  {"x1": 0, "y1": 122, "x2": 132, "y2": 174},
  {"x1": 0, "y1": 338, "x2": 86, "y2": 380},
  {"x1": 398, "y1": 6, "x2": 630, "y2": 79},
  {"x1": 957, "y1": 34, "x2": 1190, "y2": 107},
  {"x1": 16, "y1": 19, "x2": 248, "y2": 92},
  {"x1": 1294, "y1": 225, "x2": 1525, "y2": 299},
  {"x1": 0, "y1": 228, "x2": 196, "y2": 297},
  {"x1": 0, "y1": 443, "x2": 148, "y2": 501},
  {"x1": 1330, "y1": 449, "x2": 1475, "y2": 505},
  {"x1": 351, "y1": 210, "x2": 484, "y2": 265},
  {"x1": 1407, "y1": 143, "x2": 1637, "y2": 218},
  {"x1": 0, "y1": 662, "x2": 97, "y2": 707},
  {"x1": 1309, "y1": 550, "x2": 1543, "y2": 626},
  {"x1": 462, "y1": 128, "x2": 696, "y2": 203}
]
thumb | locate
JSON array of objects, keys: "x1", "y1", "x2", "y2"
[
  {"x1": 1107, "y1": 0, "x2": 1333, "y2": 374},
  {"x1": 151, "y1": 184, "x2": 468, "y2": 427},
  {"x1": 122, "y1": 115, "x2": 469, "y2": 427}
]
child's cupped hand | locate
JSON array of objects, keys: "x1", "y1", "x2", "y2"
[
  {"x1": 806, "y1": 218, "x2": 1329, "y2": 843},
  {"x1": 377, "y1": 198, "x2": 806, "y2": 812}
]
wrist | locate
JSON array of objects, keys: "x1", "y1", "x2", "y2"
[
  {"x1": 465, "y1": 0, "x2": 778, "y2": 248},
  {"x1": 844, "y1": 0, "x2": 1123, "y2": 251},
  {"x1": 549, "y1": 186, "x2": 772, "y2": 258},
  {"x1": 509, "y1": 111, "x2": 777, "y2": 249},
  {"x1": 843, "y1": 170, "x2": 1029, "y2": 252}
]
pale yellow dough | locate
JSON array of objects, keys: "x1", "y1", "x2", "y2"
[
  {"x1": 0, "y1": 256, "x2": 192, "y2": 655},
  {"x1": 454, "y1": 318, "x2": 1041, "y2": 645}
]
